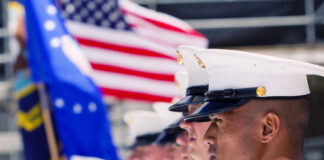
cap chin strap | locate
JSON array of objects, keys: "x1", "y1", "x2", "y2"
[
  {"x1": 186, "y1": 85, "x2": 208, "y2": 96},
  {"x1": 205, "y1": 87, "x2": 258, "y2": 101}
]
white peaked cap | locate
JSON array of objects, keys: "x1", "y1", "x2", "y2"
[
  {"x1": 177, "y1": 45, "x2": 208, "y2": 87},
  {"x1": 194, "y1": 48, "x2": 324, "y2": 97},
  {"x1": 123, "y1": 111, "x2": 163, "y2": 141},
  {"x1": 174, "y1": 71, "x2": 189, "y2": 97},
  {"x1": 153, "y1": 102, "x2": 182, "y2": 129}
]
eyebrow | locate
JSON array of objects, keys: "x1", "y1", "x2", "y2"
[
  {"x1": 223, "y1": 110, "x2": 235, "y2": 115},
  {"x1": 209, "y1": 114, "x2": 219, "y2": 120}
]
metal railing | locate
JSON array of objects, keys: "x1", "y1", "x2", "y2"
[
  {"x1": 132, "y1": 0, "x2": 296, "y2": 5},
  {"x1": 131, "y1": 0, "x2": 324, "y2": 44}
]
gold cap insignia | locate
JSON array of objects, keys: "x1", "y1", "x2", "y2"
[
  {"x1": 176, "y1": 51, "x2": 184, "y2": 66},
  {"x1": 256, "y1": 87, "x2": 266, "y2": 96},
  {"x1": 193, "y1": 54, "x2": 206, "y2": 68},
  {"x1": 192, "y1": 96, "x2": 198, "y2": 102}
]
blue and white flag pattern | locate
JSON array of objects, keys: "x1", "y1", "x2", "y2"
[{"x1": 23, "y1": 0, "x2": 119, "y2": 159}]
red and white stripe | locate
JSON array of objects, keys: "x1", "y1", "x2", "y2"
[{"x1": 66, "y1": 0, "x2": 208, "y2": 102}]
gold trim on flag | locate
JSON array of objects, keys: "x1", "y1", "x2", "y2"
[
  {"x1": 17, "y1": 103, "x2": 43, "y2": 132},
  {"x1": 15, "y1": 85, "x2": 37, "y2": 100}
]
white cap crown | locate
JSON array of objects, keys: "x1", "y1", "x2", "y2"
[
  {"x1": 194, "y1": 48, "x2": 324, "y2": 97},
  {"x1": 124, "y1": 111, "x2": 163, "y2": 141},
  {"x1": 176, "y1": 45, "x2": 208, "y2": 87},
  {"x1": 153, "y1": 102, "x2": 182, "y2": 129},
  {"x1": 174, "y1": 71, "x2": 189, "y2": 97}
]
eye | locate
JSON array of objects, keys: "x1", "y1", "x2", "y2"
[
  {"x1": 209, "y1": 113, "x2": 218, "y2": 120},
  {"x1": 188, "y1": 106, "x2": 196, "y2": 114},
  {"x1": 210, "y1": 116, "x2": 223, "y2": 126},
  {"x1": 214, "y1": 118, "x2": 221, "y2": 122}
]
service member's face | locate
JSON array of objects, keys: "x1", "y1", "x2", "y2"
[
  {"x1": 180, "y1": 104, "x2": 210, "y2": 160},
  {"x1": 163, "y1": 143, "x2": 182, "y2": 160},
  {"x1": 128, "y1": 145, "x2": 166, "y2": 160},
  {"x1": 176, "y1": 130, "x2": 192, "y2": 160},
  {"x1": 203, "y1": 102, "x2": 259, "y2": 160}
]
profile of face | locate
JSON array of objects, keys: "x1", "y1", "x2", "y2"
[
  {"x1": 128, "y1": 145, "x2": 167, "y2": 160},
  {"x1": 176, "y1": 130, "x2": 192, "y2": 160},
  {"x1": 180, "y1": 104, "x2": 210, "y2": 160},
  {"x1": 163, "y1": 143, "x2": 182, "y2": 160},
  {"x1": 203, "y1": 100, "x2": 283, "y2": 160}
]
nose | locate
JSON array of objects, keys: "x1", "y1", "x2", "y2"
[
  {"x1": 203, "y1": 123, "x2": 216, "y2": 145},
  {"x1": 179, "y1": 119, "x2": 193, "y2": 132}
]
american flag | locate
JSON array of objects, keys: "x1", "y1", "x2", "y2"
[{"x1": 59, "y1": 0, "x2": 208, "y2": 102}]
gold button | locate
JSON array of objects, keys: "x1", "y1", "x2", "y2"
[
  {"x1": 256, "y1": 87, "x2": 266, "y2": 96},
  {"x1": 193, "y1": 54, "x2": 206, "y2": 68},
  {"x1": 176, "y1": 51, "x2": 184, "y2": 66}
]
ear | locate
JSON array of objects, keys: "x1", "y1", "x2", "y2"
[{"x1": 259, "y1": 112, "x2": 280, "y2": 143}]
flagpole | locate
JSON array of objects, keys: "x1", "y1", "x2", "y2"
[{"x1": 37, "y1": 83, "x2": 59, "y2": 160}]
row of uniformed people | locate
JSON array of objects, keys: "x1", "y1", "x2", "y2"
[
  {"x1": 123, "y1": 102, "x2": 183, "y2": 160},
  {"x1": 124, "y1": 45, "x2": 324, "y2": 160}
]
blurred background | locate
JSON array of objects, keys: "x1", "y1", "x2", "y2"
[{"x1": 1, "y1": 0, "x2": 324, "y2": 159}]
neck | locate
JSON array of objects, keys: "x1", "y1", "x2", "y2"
[
  {"x1": 258, "y1": 136, "x2": 303, "y2": 160},
  {"x1": 255, "y1": 146, "x2": 301, "y2": 160}
]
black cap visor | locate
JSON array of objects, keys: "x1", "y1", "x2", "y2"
[
  {"x1": 154, "y1": 127, "x2": 184, "y2": 145},
  {"x1": 127, "y1": 133, "x2": 160, "y2": 150},
  {"x1": 184, "y1": 99, "x2": 250, "y2": 122},
  {"x1": 168, "y1": 95, "x2": 204, "y2": 112},
  {"x1": 165, "y1": 118, "x2": 182, "y2": 131}
]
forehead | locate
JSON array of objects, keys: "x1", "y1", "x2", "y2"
[
  {"x1": 134, "y1": 146, "x2": 145, "y2": 152},
  {"x1": 146, "y1": 144, "x2": 164, "y2": 150},
  {"x1": 164, "y1": 143, "x2": 176, "y2": 150}
]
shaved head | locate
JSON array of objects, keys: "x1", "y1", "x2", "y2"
[{"x1": 249, "y1": 98, "x2": 309, "y2": 146}]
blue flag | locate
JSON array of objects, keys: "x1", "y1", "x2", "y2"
[{"x1": 23, "y1": 0, "x2": 119, "y2": 159}]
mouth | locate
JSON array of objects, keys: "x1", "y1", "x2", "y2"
[
  {"x1": 208, "y1": 145, "x2": 217, "y2": 160},
  {"x1": 189, "y1": 137, "x2": 196, "y2": 142},
  {"x1": 209, "y1": 155, "x2": 216, "y2": 160},
  {"x1": 181, "y1": 155, "x2": 188, "y2": 160}
]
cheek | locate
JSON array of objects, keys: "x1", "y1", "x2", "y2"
[
  {"x1": 150, "y1": 146, "x2": 166, "y2": 158},
  {"x1": 216, "y1": 119, "x2": 258, "y2": 158},
  {"x1": 193, "y1": 122, "x2": 210, "y2": 149},
  {"x1": 174, "y1": 146, "x2": 182, "y2": 155},
  {"x1": 194, "y1": 122, "x2": 210, "y2": 138}
]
